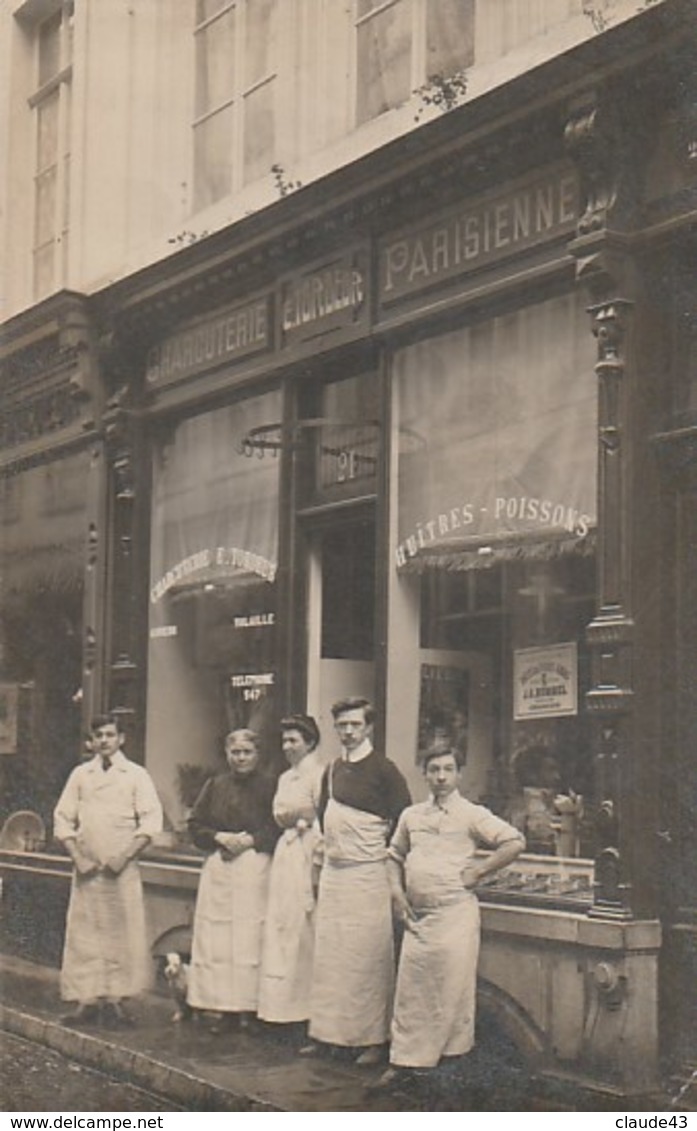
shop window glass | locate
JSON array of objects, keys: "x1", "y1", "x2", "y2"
[
  {"x1": 0, "y1": 451, "x2": 88, "y2": 823},
  {"x1": 416, "y1": 556, "x2": 595, "y2": 874},
  {"x1": 393, "y1": 293, "x2": 598, "y2": 902},
  {"x1": 394, "y1": 292, "x2": 597, "y2": 570},
  {"x1": 313, "y1": 371, "x2": 380, "y2": 500},
  {"x1": 146, "y1": 390, "x2": 281, "y2": 837}
]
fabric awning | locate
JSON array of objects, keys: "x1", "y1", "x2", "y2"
[
  {"x1": 397, "y1": 528, "x2": 596, "y2": 573},
  {"x1": 394, "y1": 292, "x2": 598, "y2": 571},
  {"x1": 1, "y1": 540, "x2": 84, "y2": 596},
  {"x1": 149, "y1": 390, "x2": 281, "y2": 612}
]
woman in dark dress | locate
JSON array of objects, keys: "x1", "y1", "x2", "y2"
[{"x1": 186, "y1": 729, "x2": 279, "y2": 1032}]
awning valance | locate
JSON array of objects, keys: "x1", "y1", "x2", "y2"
[
  {"x1": 397, "y1": 528, "x2": 596, "y2": 574},
  {"x1": 0, "y1": 539, "x2": 84, "y2": 596}
]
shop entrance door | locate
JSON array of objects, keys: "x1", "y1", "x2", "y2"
[{"x1": 305, "y1": 516, "x2": 376, "y2": 761}]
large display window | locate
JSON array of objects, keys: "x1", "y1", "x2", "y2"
[
  {"x1": 0, "y1": 450, "x2": 89, "y2": 827},
  {"x1": 146, "y1": 389, "x2": 281, "y2": 834},
  {"x1": 387, "y1": 291, "x2": 598, "y2": 904}
]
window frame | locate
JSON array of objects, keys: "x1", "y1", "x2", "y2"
[
  {"x1": 28, "y1": 0, "x2": 73, "y2": 300},
  {"x1": 353, "y1": 0, "x2": 475, "y2": 127},
  {"x1": 192, "y1": 0, "x2": 283, "y2": 211}
]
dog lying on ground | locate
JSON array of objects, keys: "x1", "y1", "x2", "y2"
[{"x1": 163, "y1": 952, "x2": 192, "y2": 1022}]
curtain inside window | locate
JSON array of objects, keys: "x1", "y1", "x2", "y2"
[
  {"x1": 394, "y1": 292, "x2": 597, "y2": 570},
  {"x1": 149, "y1": 390, "x2": 281, "y2": 608}
]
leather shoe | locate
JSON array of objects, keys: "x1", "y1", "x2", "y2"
[
  {"x1": 101, "y1": 1001, "x2": 135, "y2": 1028},
  {"x1": 369, "y1": 1066, "x2": 412, "y2": 1090},
  {"x1": 298, "y1": 1041, "x2": 320, "y2": 1057},
  {"x1": 355, "y1": 1045, "x2": 384, "y2": 1066},
  {"x1": 61, "y1": 1003, "x2": 100, "y2": 1027},
  {"x1": 209, "y1": 1013, "x2": 236, "y2": 1035}
]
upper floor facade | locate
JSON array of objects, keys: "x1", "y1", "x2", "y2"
[{"x1": 0, "y1": 0, "x2": 664, "y2": 322}]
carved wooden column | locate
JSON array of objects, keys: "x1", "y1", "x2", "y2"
[
  {"x1": 584, "y1": 297, "x2": 635, "y2": 918},
  {"x1": 565, "y1": 87, "x2": 650, "y2": 919},
  {"x1": 102, "y1": 383, "x2": 149, "y2": 760}
]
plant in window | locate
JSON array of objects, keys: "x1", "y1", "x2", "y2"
[{"x1": 413, "y1": 70, "x2": 468, "y2": 122}]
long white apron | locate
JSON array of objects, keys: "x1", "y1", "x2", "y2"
[
  {"x1": 309, "y1": 799, "x2": 394, "y2": 1047},
  {"x1": 257, "y1": 825, "x2": 318, "y2": 1022},
  {"x1": 187, "y1": 848, "x2": 271, "y2": 1012},
  {"x1": 390, "y1": 893, "x2": 480, "y2": 1068},
  {"x1": 61, "y1": 863, "x2": 148, "y2": 1002},
  {"x1": 59, "y1": 767, "x2": 153, "y2": 1003}
]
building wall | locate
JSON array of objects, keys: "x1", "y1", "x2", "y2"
[{"x1": 0, "y1": 0, "x2": 660, "y2": 319}]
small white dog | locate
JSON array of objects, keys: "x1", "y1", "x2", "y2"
[{"x1": 163, "y1": 952, "x2": 191, "y2": 1022}]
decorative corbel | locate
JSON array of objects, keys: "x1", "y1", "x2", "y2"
[
  {"x1": 564, "y1": 92, "x2": 621, "y2": 237},
  {"x1": 565, "y1": 83, "x2": 649, "y2": 235}
]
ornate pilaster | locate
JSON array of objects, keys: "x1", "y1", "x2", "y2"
[
  {"x1": 565, "y1": 87, "x2": 643, "y2": 919},
  {"x1": 102, "y1": 383, "x2": 148, "y2": 757},
  {"x1": 584, "y1": 298, "x2": 635, "y2": 919}
]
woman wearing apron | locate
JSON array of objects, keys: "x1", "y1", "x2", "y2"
[{"x1": 186, "y1": 728, "x2": 280, "y2": 1033}]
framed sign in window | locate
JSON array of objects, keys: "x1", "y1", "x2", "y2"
[{"x1": 513, "y1": 642, "x2": 578, "y2": 721}]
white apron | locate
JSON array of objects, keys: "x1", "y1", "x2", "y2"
[
  {"x1": 187, "y1": 848, "x2": 271, "y2": 1012},
  {"x1": 57, "y1": 757, "x2": 161, "y2": 1003},
  {"x1": 309, "y1": 798, "x2": 395, "y2": 1047},
  {"x1": 257, "y1": 824, "x2": 318, "y2": 1022},
  {"x1": 390, "y1": 892, "x2": 480, "y2": 1068},
  {"x1": 61, "y1": 864, "x2": 148, "y2": 1002}
]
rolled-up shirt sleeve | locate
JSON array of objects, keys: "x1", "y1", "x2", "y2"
[
  {"x1": 472, "y1": 806, "x2": 525, "y2": 850},
  {"x1": 387, "y1": 810, "x2": 411, "y2": 864}
]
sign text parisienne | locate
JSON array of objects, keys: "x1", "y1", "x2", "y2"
[{"x1": 380, "y1": 166, "x2": 578, "y2": 303}]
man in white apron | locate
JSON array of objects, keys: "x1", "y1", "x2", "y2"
[
  {"x1": 54, "y1": 713, "x2": 163, "y2": 1028},
  {"x1": 304, "y1": 697, "x2": 411, "y2": 1066},
  {"x1": 378, "y1": 747, "x2": 524, "y2": 1085}
]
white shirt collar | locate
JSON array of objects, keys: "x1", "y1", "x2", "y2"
[
  {"x1": 343, "y1": 738, "x2": 373, "y2": 764},
  {"x1": 428, "y1": 788, "x2": 461, "y2": 812}
]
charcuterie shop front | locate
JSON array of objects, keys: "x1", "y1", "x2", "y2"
[{"x1": 1, "y1": 13, "x2": 695, "y2": 1101}]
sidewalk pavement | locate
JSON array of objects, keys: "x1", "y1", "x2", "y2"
[
  {"x1": 0, "y1": 953, "x2": 545, "y2": 1113},
  {"x1": 2, "y1": 954, "x2": 693, "y2": 1113},
  {"x1": 0, "y1": 955, "x2": 409, "y2": 1112}
]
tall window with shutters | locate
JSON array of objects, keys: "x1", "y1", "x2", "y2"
[
  {"x1": 30, "y1": 0, "x2": 73, "y2": 300},
  {"x1": 355, "y1": 0, "x2": 474, "y2": 125},
  {"x1": 193, "y1": 0, "x2": 280, "y2": 211}
]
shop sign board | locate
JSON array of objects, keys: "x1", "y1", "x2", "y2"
[
  {"x1": 279, "y1": 248, "x2": 369, "y2": 348},
  {"x1": 379, "y1": 164, "x2": 578, "y2": 308},
  {"x1": 513, "y1": 642, "x2": 578, "y2": 720},
  {"x1": 145, "y1": 293, "x2": 272, "y2": 388}
]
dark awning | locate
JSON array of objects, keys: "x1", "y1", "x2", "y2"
[{"x1": 397, "y1": 528, "x2": 596, "y2": 573}]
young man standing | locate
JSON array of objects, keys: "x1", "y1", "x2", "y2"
[
  {"x1": 54, "y1": 713, "x2": 163, "y2": 1027},
  {"x1": 379, "y1": 747, "x2": 524, "y2": 1084},
  {"x1": 305, "y1": 697, "x2": 411, "y2": 1065}
]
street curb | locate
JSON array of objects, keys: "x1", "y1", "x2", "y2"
[{"x1": 0, "y1": 1004, "x2": 281, "y2": 1112}]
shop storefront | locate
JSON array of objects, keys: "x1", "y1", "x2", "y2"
[
  {"x1": 1, "y1": 10, "x2": 695, "y2": 1099},
  {"x1": 119, "y1": 148, "x2": 648, "y2": 1092}
]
